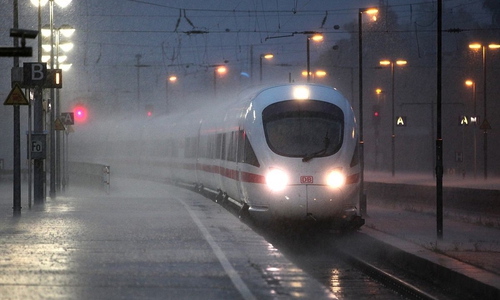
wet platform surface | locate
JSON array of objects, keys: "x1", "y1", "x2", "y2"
[
  {"x1": 364, "y1": 171, "x2": 500, "y2": 299},
  {"x1": 0, "y1": 178, "x2": 333, "y2": 300},
  {"x1": 1, "y1": 172, "x2": 499, "y2": 299}
]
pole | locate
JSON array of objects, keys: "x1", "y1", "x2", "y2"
[
  {"x1": 136, "y1": 54, "x2": 141, "y2": 110},
  {"x1": 436, "y1": 0, "x2": 444, "y2": 240},
  {"x1": 250, "y1": 45, "x2": 254, "y2": 84},
  {"x1": 472, "y1": 83, "x2": 477, "y2": 179},
  {"x1": 358, "y1": 10, "x2": 366, "y2": 216},
  {"x1": 165, "y1": 77, "x2": 169, "y2": 113},
  {"x1": 34, "y1": 0, "x2": 45, "y2": 205},
  {"x1": 12, "y1": 0, "x2": 22, "y2": 215},
  {"x1": 28, "y1": 89, "x2": 32, "y2": 208},
  {"x1": 306, "y1": 37, "x2": 311, "y2": 83},
  {"x1": 56, "y1": 31, "x2": 61, "y2": 192},
  {"x1": 49, "y1": 0, "x2": 56, "y2": 199},
  {"x1": 482, "y1": 46, "x2": 487, "y2": 180},
  {"x1": 259, "y1": 55, "x2": 263, "y2": 82},
  {"x1": 213, "y1": 69, "x2": 217, "y2": 96},
  {"x1": 391, "y1": 62, "x2": 395, "y2": 177}
]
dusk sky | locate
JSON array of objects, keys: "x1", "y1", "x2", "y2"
[{"x1": 0, "y1": 0, "x2": 493, "y2": 112}]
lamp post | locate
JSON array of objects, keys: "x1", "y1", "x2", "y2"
[
  {"x1": 213, "y1": 66, "x2": 227, "y2": 96},
  {"x1": 42, "y1": 24, "x2": 74, "y2": 193},
  {"x1": 465, "y1": 80, "x2": 477, "y2": 179},
  {"x1": 30, "y1": 0, "x2": 72, "y2": 201},
  {"x1": 166, "y1": 75, "x2": 177, "y2": 113},
  {"x1": 301, "y1": 70, "x2": 327, "y2": 81},
  {"x1": 306, "y1": 34, "x2": 323, "y2": 83},
  {"x1": 468, "y1": 43, "x2": 499, "y2": 180},
  {"x1": 358, "y1": 7, "x2": 377, "y2": 216},
  {"x1": 259, "y1": 53, "x2": 273, "y2": 82},
  {"x1": 380, "y1": 59, "x2": 407, "y2": 177},
  {"x1": 48, "y1": 0, "x2": 72, "y2": 199}
]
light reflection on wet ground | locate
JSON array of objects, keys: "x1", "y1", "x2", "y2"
[{"x1": 0, "y1": 179, "x2": 338, "y2": 299}]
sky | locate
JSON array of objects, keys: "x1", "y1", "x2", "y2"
[
  {"x1": 0, "y1": 0, "x2": 492, "y2": 114},
  {"x1": 0, "y1": 0, "x2": 496, "y2": 170}
]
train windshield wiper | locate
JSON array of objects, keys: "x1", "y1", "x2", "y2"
[{"x1": 302, "y1": 130, "x2": 330, "y2": 162}]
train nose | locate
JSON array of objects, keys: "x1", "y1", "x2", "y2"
[{"x1": 269, "y1": 185, "x2": 345, "y2": 220}]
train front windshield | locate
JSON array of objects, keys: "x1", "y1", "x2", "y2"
[{"x1": 262, "y1": 100, "x2": 344, "y2": 159}]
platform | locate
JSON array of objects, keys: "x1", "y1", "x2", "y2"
[
  {"x1": 364, "y1": 171, "x2": 500, "y2": 299},
  {"x1": 0, "y1": 178, "x2": 333, "y2": 300}
]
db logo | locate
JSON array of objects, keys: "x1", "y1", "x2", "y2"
[{"x1": 300, "y1": 176, "x2": 314, "y2": 184}]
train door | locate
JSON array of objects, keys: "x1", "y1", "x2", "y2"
[
  {"x1": 235, "y1": 129, "x2": 245, "y2": 201},
  {"x1": 216, "y1": 130, "x2": 241, "y2": 201},
  {"x1": 215, "y1": 132, "x2": 225, "y2": 192}
]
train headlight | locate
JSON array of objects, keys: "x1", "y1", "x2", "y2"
[
  {"x1": 266, "y1": 168, "x2": 289, "y2": 192},
  {"x1": 293, "y1": 86, "x2": 310, "y2": 100},
  {"x1": 326, "y1": 170, "x2": 345, "y2": 188}
]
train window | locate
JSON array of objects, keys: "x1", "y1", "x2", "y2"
[
  {"x1": 206, "y1": 135, "x2": 215, "y2": 159},
  {"x1": 215, "y1": 134, "x2": 220, "y2": 159},
  {"x1": 237, "y1": 130, "x2": 245, "y2": 163},
  {"x1": 227, "y1": 131, "x2": 237, "y2": 162},
  {"x1": 262, "y1": 100, "x2": 344, "y2": 158},
  {"x1": 244, "y1": 139, "x2": 260, "y2": 167},
  {"x1": 237, "y1": 130, "x2": 260, "y2": 167},
  {"x1": 350, "y1": 142, "x2": 359, "y2": 167}
]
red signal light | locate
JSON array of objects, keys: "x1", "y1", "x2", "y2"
[
  {"x1": 73, "y1": 105, "x2": 87, "y2": 123},
  {"x1": 374, "y1": 111, "x2": 379, "y2": 117}
]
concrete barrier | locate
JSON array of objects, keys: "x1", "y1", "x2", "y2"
[
  {"x1": 365, "y1": 181, "x2": 500, "y2": 216},
  {"x1": 67, "y1": 161, "x2": 110, "y2": 193}
]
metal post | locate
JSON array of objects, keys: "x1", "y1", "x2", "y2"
[
  {"x1": 391, "y1": 62, "x2": 395, "y2": 177},
  {"x1": 259, "y1": 55, "x2": 263, "y2": 82},
  {"x1": 306, "y1": 37, "x2": 311, "y2": 83},
  {"x1": 49, "y1": 0, "x2": 56, "y2": 199},
  {"x1": 436, "y1": 0, "x2": 444, "y2": 240},
  {"x1": 358, "y1": 10, "x2": 366, "y2": 215},
  {"x1": 481, "y1": 46, "x2": 487, "y2": 180},
  {"x1": 472, "y1": 82, "x2": 477, "y2": 179},
  {"x1": 34, "y1": 0, "x2": 45, "y2": 205},
  {"x1": 136, "y1": 54, "x2": 141, "y2": 110},
  {"x1": 213, "y1": 68, "x2": 217, "y2": 96},
  {"x1": 55, "y1": 31, "x2": 61, "y2": 192},
  {"x1": 28, "y1": 90, "x2": 32, "y2": 208},
  {"x1": 12, "y1": 0, "x2": 22, "y2": 215}
]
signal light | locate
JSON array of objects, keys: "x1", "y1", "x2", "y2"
[
  {"x1": 372, "y1": 104, "x2": 381, "y2": 126},
  {"x1": 145, "y1": 104, "x2": 154, "y2": 117},
  {"x1": 73, "y1": 105, "x2": 87, "y2": 123}
]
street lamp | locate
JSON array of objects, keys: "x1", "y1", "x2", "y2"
[
  {"x1": 358, "y1": 7, "x2": 378, "y2": 216},
  {"x1": 214, "y1": 66, "x2": 227, "y2": 96},
  {"x1": 465, "y1": 79, "x2": 477, "y2": 179},
  {"x1": 42, "y1": 23, "x2": 74, "y2": 193},
  {"x1": 38, "y1": 0, "x2": 71, "y2": 198},
  {"x1": 259, "y1": 53, "x2": 273, "y2": 82},
  {"x1": 306, "y1": 34, "x2": 323, "y2": 82},
  {"x1": 166, "y1": 75, "x2": 177, "y2": 113},
  {"x1": 301, "y1": 70, "x2": 327, "y2": 81},
  {"x1": 468, "y1": 42, "x2": 499, "y2": 180},
  {"x1": 380, "y1": 59, "x2": 407, "y2": 177}
]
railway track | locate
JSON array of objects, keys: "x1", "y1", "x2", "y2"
[
  {"x1": 193, "y1": 186, "x2": 458, "y2": 299},
  {"x1": 159, "y1": 179, "x2": 464, "y2": 299}
]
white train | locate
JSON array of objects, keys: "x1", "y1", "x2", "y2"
[{"x1": 74, "y1": 83, "x2": 364, "y2": 229}]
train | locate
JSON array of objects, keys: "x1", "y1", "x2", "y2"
[{"x1": 73, "y1": 83, "x2": 364, "y2": 229}]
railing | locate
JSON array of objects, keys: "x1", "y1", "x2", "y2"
[{"x1": 67, "y1": 161, "x2": 110, "y2": 194}]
